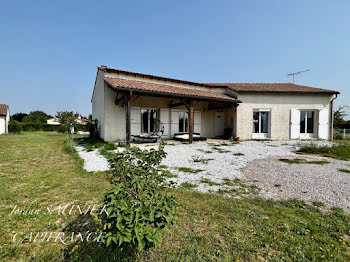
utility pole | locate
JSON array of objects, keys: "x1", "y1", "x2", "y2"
[{"x1": 287, "y1": 69, "x2": 310, "y2": 83}]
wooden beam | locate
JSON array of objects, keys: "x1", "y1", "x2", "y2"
[
  {"x1": 188, "y1": 100, "x2": 194, "y2": 143},
  {"x1": 169, "y1": 101, "x2": 185, "y2": 108},
  {"x1": 126, "y1": 91, "x2": 132, "y2": 144}
]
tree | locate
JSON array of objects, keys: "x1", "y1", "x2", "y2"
[
  {"x1": 334, "y1": 106, "x2": 348, "y2": 126},
  {"x1": 11, "y1": 113, "x2": 28, "y2": 122},
  {"x1": 22, "y1": 111, "x2": 51, "y2": 123},
  {"x1": 56, "y1": 111, "x2": 79, "y2": 124}
]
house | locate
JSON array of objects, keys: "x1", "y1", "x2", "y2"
[
  {"x1": 47, "y1": 117, "x2": 61, "y2": 125},
  {"x1": 91, "y1": 66, "x2": 339, "y2": 142},
  {"x1": 75, "y1": 115, "x2": 88, "y2": 125},
  {"x1": 0, "y1": 104, "x2": 9, "y2": 135}
]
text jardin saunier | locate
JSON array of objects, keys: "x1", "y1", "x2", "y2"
[
  {"x1": 9, "y1": 203, "x2": 109, "y2": 245},
  {"x1": 9, "y1": 203, "x2": 108, "y2": 216}
]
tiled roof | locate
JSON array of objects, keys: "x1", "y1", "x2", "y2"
[
  {"x1": 0, "y1": 104, "x2": 9, "y2": 116},
  {"x1": 101, "y1": 66, "x2": 226, "y2": 88},
  {"x1": 104, "y1": 77, "x2": 240, "y2": 103},
  {"x1": 208, "y1": 83, "x2": 339, "y2": 94}
]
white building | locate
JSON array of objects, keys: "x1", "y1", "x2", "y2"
[
  {"x1": 46, "y1": 117, "x2": 61, "y2": 125},
  {"x1": 91, "y1": 66, "x2": 339, "y2": 142},
  {"x1": 0, "y1": 104, "x2": 9, "y2": 135}
]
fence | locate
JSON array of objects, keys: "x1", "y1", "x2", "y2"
[{"x1": 342, "y1": 129, "x2": 350, "y2": 139}]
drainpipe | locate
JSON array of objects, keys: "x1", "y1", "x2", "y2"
[{"x1": 330, "y1": 94, "x2": 338, "y2": 142}]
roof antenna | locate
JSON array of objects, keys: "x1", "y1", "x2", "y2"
[{"x1": 287, "y1": 69, "x2": 310, "y2": 84}]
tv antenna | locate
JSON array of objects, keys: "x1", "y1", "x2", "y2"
[{"x1": 287, "y1": 69, "x2": 310, "y2": 83}]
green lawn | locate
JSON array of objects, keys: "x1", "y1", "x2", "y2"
[{"x1": 0, "y1": 132, "x2": 349, "y2": 261}]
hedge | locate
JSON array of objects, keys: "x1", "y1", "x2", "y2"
[{"x1": 8, "y1": 121, "x2": 88, "y2": 133}]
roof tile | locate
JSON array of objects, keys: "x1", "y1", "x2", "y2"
[
  {"x1": 0, "y1": 104, "x2": 9, "y2": 116},
  {"x1": 104, "y1": 77, "x2": 239, "y2": 103},
  {"x1": 208, "y1": 83, "x2": 339, "y2": 94}
]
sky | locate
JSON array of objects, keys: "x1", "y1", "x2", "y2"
[{"x1": 0, "y1": 0, "x2": 349, "y2": 118}]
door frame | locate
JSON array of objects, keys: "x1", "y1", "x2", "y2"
[{"x1": 252, "y1": 109, "x2": 270, "y2": 139}]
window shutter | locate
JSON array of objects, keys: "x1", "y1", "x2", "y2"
[
  {"x1": 160, "y1": 108, "x2": 170, "y2": 138},
  {"x1": 194, "y1": 110, "x2": 201, "y2": 134},
  {"x1": 130, "y1": 107, "x2": 141, "y2": 136},
  {"x1": 290, "y1": 109, "x2": 300, "y2": 139},
  {"x1": 318, "y1": 109, "x2": 329, "y2": 140},
  {"x1": 170, "y1": 109, "x2": 179, "y2": 137}
]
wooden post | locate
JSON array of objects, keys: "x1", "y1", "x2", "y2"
[
  {"x1": 189, "y1": 100, "x2": 194, "y2": 143},
  {"x1": 126, "y1": 91, "x2": 132, "y2": 144}
]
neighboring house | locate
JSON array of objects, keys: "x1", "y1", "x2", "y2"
[
  {"x1": 91, "y1": 66, "x2": 339, "y2": 142},
  {"x1": 75, "y1": 115, "x2": 88, "y2": 125},
  {"x1": 47, "y1": 117, "x2": 61, "y2": 125},
  {"x1": 0, "y1": 104, "x2": 9, "y2": 135}
]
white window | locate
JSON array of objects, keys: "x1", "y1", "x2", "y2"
[
  {"x1": 141, "y1": 109, "x2": 158, "y2": 133},
  {"x1": 253, "y1": 110, "x2": 270, "y2": 138},
  {"x1": 178, "y1": 111, "x2": 189, "y2": 132},
  {"x1": 300, "y1": 111, "x2": 315, "y2": 138}
]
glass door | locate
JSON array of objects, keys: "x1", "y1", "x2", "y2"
[
  {"x1": 252, "y1": 110, "x2": 270, "y2": 138},
  {"x1": 141, "y1": 109, "x2": 158, "y2": 134},
  {"x1": 300, "y1": 111, "x2": 315, "y2": 138}
]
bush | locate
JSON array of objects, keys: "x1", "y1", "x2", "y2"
[
  {"x1": 99, "y1": 145, "x2": 178, "y2": 251},
  {"x1": 8, "y1": 120, "x2": 22, "y2": 133},
  {"x1": 8, "y1": 121, "x2": 87, "y2": 133},
  {"x1": 87, "y1": 119, "x2": 100, "y2": 138},
  {"x1": 297, "y1": 143, "x2": 350, "y2": 160},
  {"x1": 21, "y1": 122, "x2": 43, "y2": 131},
  {"x1": 58, "y1": 124, "x2": 68, "y2": 133},
  {"x1": 333, "y1": 128, "x2": 344, "y2": 140}
]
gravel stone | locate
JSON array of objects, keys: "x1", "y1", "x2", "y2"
[{"x1": 76, "y1": 140, "x2": 350, "y2": 211}]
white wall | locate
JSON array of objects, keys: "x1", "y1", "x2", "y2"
[
  {"x1": 92, "y1": 69, "x2": 106, "y2": 139},
  {"x1": 236, "y1": 93, "x2": 333, "y2": 140},
  {"x1": 0, "y1": 116, "x2": 5, "y2": 134},
  {"x1": 0, "y1": 111, "x2": 9, "y2": 135},
  {"x1": 103, "y1": 84, "x2": 126, "y2": 142}
]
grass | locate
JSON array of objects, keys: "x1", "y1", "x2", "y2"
[
  {"x1": 219, "y1": 178, "x2": 261, "y2": 196},
  {"x1": 197, "y1": 149, "x2": 213, "y2": 154},
  {"x1": 233, "y1": 152, "x2": 245, "y2": 156},
  {"x1": 192, "y1": 155, "x2": 214, "y2": 164},
  {"x1": 161, "y1": 169, "x2": 178, "y2": 178},
  {"x1": 279, "y1": 158, "x2": 330, "y2": 165},
  {"x1": 338, "y1": 168, "x2": 350, "y2": 173},
  {"x1": 74, "y1": 136, "x2": 117, "y2": 159},
  {"x1": 0, "y1": 132, "x2": 110, "y2": 261},
  {"x1": 177, "y1": 167, "x2": 204, "y2": 173},
  {"x1": 211, "y1": 146, "x2": 230, "y2": 153},
  {"x1": 179, "y1": 182, "x2": 198, "y2": 189},
  {"x1": 0, "y1": 132, "x2": 350, "y2": 261},
  {"x1": 312, "y1": 201, "x2": 325, "y2": 207},
  {"x1": 200, "y1": 177, "x2": 221, "y2": 186},
  {"x1": 297, "y1": 142, "x2": 350, "y2": 161}
]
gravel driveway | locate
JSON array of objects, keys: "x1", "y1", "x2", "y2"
[{"x1": 76, "y1": 140, "x2": 350, "y2": 212}]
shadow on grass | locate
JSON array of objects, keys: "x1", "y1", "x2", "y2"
[{"x1": 63, "y1": 214, "x2": 137, "y2": 262}]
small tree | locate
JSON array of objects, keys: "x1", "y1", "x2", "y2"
[
  {"x1": 22, "y1": 111, "x2": 51, "y2": 123},
  {"x1": 11, "y1": 113, "x2": 28, "y2": 122},
  {"x1": 99, "y1": 145, "x2": 177, "y2": 251},
  {"x1": 56, "y1": 111, "x2": 79, "y2": 125},
  {"x1": 334, "y1": 106, "x2": 348, "y2": 127}
]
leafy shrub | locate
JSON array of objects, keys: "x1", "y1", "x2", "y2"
[
  {"x1": 99, "y1": 145, "x2": 177, "y2": 251},
  {"x1": 58, "y1": 124, "x2": 68, "y2": 133},
  {"x1": 333, "y1": 128, "x2": 347, "y2": 140},
  {"x1": 8, "y1": 120, "x2": 22, "y2": 133}
]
